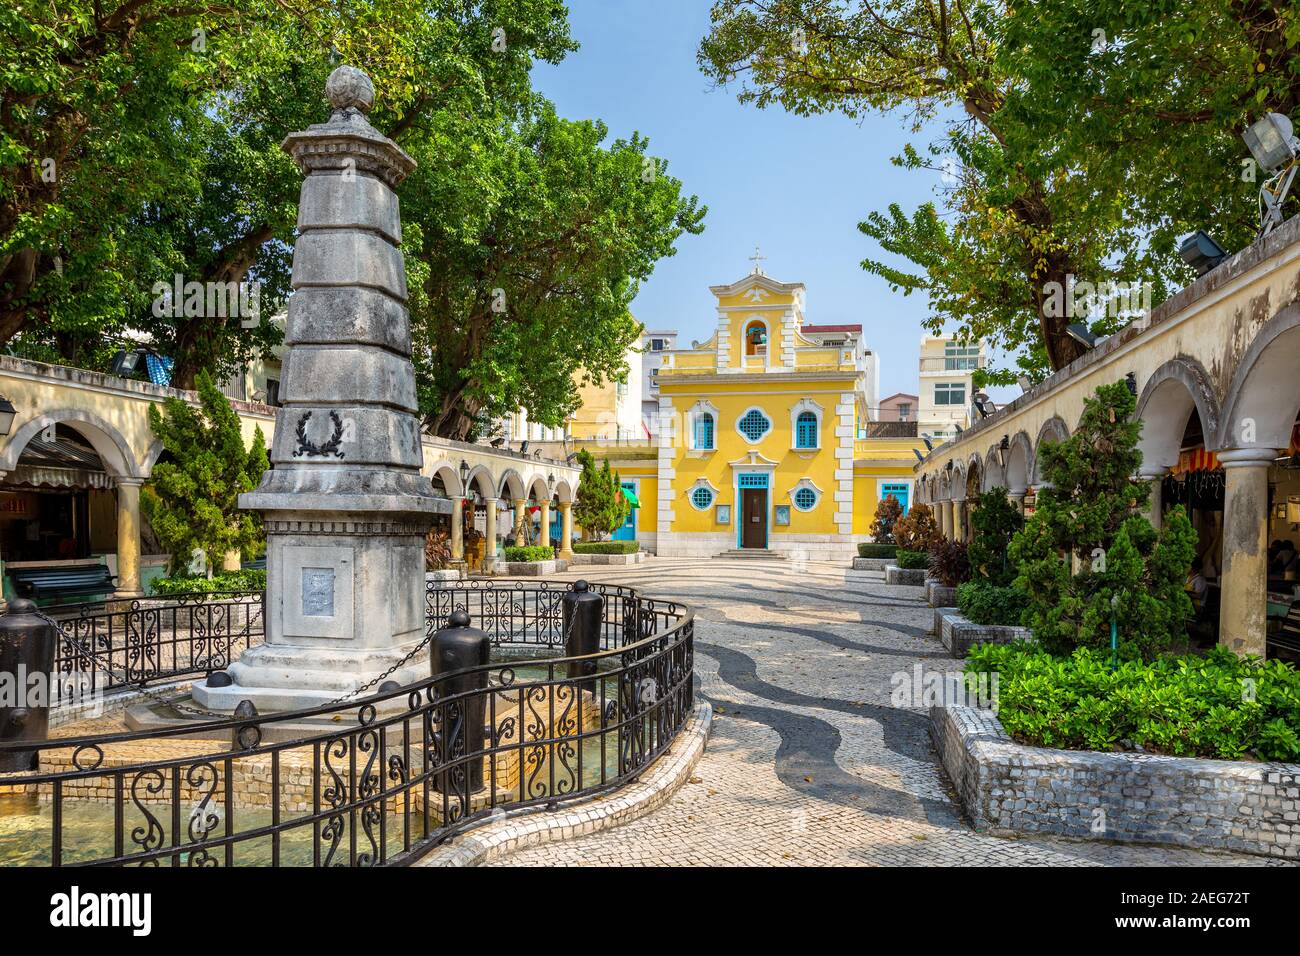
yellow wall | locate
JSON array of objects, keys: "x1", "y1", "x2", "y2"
[
  {"x1": 610, "y1": 462, "x2": 658, "y2": 534},
  {"x1": 662, "y1": 378, "x2": 848, "y2": 540}
]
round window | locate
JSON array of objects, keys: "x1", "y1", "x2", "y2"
[
  {"x1": 691, "y1": 486, "x2": 715, "y2": 510},
  {"x1": 793, "y1": 487, "x2": 818, "y2": 511}
]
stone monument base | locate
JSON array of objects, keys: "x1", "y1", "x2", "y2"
[{"x1": 191, "y1": 638, "x2": 429, "y2": 713}]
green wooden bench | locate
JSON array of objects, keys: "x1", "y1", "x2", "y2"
[{"x1": 9, "y1": 564, "x2": 117, "y2": 605}]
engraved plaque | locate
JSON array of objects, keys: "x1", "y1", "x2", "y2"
[{"x1": 301, "y1": 567, "x2": 336, "y2": 617}]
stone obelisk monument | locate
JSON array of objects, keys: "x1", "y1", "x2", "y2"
[{"x1": 194, "y1": 66, "x2": 437, "y2": 712}]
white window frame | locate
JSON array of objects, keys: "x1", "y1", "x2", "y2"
[
  {"x1": 687, "y1": 478, "x2": 721, "y2": 511},
  {"x1": 788, "y1": 477, "x2": 823, "y2": 512},
  {"x1": 734, "y1": 405, "x2": 773, "y2": 445},
  {"x1": 687, "y1": 399, "x2": 721, "y2": 452},
  {"x1": 934, "y1": 382, "x2": 966, "y2": 406},
  {"x1": 789, "y1": 398, "x2": 824, "y2": 450}
]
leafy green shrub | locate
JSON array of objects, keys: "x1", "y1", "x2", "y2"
[
  {"x1": 1009, "y1": 381, "x2": 1197, "y2": 660},
  {"x1": 928, "y1": 539, "x2": 971, "y2": 587},
  {"x1": 572, "y1": 541, "x2": 640, "y2": 555},
  {"x1": 895, "y1": 549, "x2": 929, "y2": 570},
  {"x1": 957, "y1": 580, "x2": 1027, "y2": 626},
  {"x1": 150, "y1": 569, "x2": 266, "y2": 595},
  {"x1": 964, "y1": 642, "x2": 1300, "y2": 762},
  {"x1": 967, "y1": 487, "x2": 1024, "y2": 585},
  {"x1": 857, "y1": 543, "x2": 897, "y2": 558},
  {"x1": 504, "y1": 545, "x2": 554, "y2": 562}
]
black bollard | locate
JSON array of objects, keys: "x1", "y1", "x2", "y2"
[
  {"x1": 430, "y1": 609, "x2": 491, "y2": 793},
  {"x1": 0, "y1": 599, "x2": 57, "y2": 772},
  {"x1": 562, "y1": 580, "x2": 603, "y2": 695}
]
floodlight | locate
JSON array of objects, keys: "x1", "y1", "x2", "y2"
[
  {"x1": 1244, "y1": 113, "x2": 1297, "y2": 174},
  {"x1": 922, "y1": 435, "x2": 934, "y2": 452},
  {"x1": 1065, "y1": 323, "x2": 1098, "y2": 349},
  {"x1": 913, "y1": 448, "x2": 925, "y2": 463},
  {"x1": 1178, "y1": 231, "x2": 1228, "y2": 276},
  {"x1": 1243, "y1": 114, "x2": 1299, "y2": 236}
]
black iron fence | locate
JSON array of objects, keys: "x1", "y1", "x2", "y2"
[
  {"x1": 46, "y1": 592, "x2": 265, "y2": 704},
  {"x1": 0, "y1": 581, "x2": 694, "y2": 866}
]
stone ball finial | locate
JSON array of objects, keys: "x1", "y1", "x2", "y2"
[{"x1": 325, "y1": 66, "x2": 375, "y2": 115}]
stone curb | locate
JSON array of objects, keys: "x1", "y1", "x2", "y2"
[
  {"x1": 935, "y1": 608, "x2": 1031, "y2": 656},
  {"x1": 932, "y1": 705, "x2": 1300, "y2": 860},
  {"x1": 416, "y1": 702, "x2": 713, "y2": 866},
  {"x1": 884, "y1": 564, "x2": 927, "y2": 586}
]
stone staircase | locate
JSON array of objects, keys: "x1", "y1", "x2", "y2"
[{"x1": 713, "y1": 549, "x2": 787, "y2": 560}]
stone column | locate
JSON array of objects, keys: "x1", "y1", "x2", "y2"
[
  {"x1": 939, "y1": 500, "x2": 952, "y2": 540},
  {"x1": 952, "y1": 498, "x2": 966, "y2": 543},
  {"x1": 196, "y1": 66, "x2": 438, "y2": 712},
  {"x1": 539, "y1": 499, "x2": 551, "y2": 551},
  {"x1": 513, "y1": 498, "x2": 527, "y2": 546},
  {"x1": 1139, "y1": 470, "x2": 1165, "y2": 530},
  {"x1": 1218, "y1": 448, "x2": 1277, "y2": 658},
  {"x1": 558, "y1": 502, "x2": 575, "y2": 559},
  {"x1": 483, "y1": 499, "x2": 498, "y2": 573},
  {"x1": 114, "y1": 477, "x2": 144, "y2": 598},
  {"x1": 450, "y1": 497, "x2": 465, "y2": 563},
  {"x1": 1008, "y1": 490, "x2": 1026, "y2": 515},
  {"x1": 222, "y1": 550, "x2": 242, "y2": 573}
]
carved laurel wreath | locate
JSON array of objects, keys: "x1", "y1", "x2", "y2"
[{"x1": 293, "y1": 410, "x2": 346, "y2": 459}]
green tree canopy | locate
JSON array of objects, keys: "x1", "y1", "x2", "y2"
[
  {"x1": 4, "y1": 1, "x2": 702, "y2": 422},
  {"x1": 142, "y1": 370, "x2": 268, "y2": 574},
  {"x1": 698, "y1": 0, "x2": 1300, "y2": 383}
]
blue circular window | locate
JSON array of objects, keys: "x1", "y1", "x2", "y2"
[
  {"x1": 793, "y1": 487, "x2": 818, "y2": 511},
  {"x1": 691, "y1": 486, "x2": 715, "y2": 510},
  {"x1": 737, "y1": 408, "x2": 771, "y2": 442}
]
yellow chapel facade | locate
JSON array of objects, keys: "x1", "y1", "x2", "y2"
[{"x1": 603, "y1": 266, "x2": 924, "y2": 561}]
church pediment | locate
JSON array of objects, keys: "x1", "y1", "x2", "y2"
[{"x1": 727, "y1": 450, "x2": 781, "y2": 470}]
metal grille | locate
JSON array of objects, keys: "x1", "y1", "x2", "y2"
[
  {"x1": 737, "y1": 409, "x2": 770, "y2": 442},
  {"x1": 691, "y1": 486, "x2": 714, "y2": 509},
  {"x1": 793, "y1": 487, "x2": 817, "y2": 510}
]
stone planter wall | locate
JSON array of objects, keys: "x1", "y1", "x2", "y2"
[
  {"x1": 925, "y1": 580, "x2": 957, "y2": 608},
  {"x1": 500, "y1": 559, "x2": 567, "y2": 577},
  {"x1": 568, "y1": 551, "x2": 646, "y2": 566},
  {"x1": 425, "y1": 569, "x2": 463, "y2": 583},
  {"x1": 884, "y1": 565, "x2": 927, "y2": 586},
  {"x1": 851, "y1": 557, "x2": 891, "y2": 571},
  {"x1": 935, "y1": 608, "x2": 1031, "y2": 657},
  {"x1": 931, "y1": 705, "x2": 1300, "y2": 860}
]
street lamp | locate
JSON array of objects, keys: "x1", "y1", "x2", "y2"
[
  {"x1": 458, "y1": 458, "x2": 470, "y2": 490},
  {"x1": 997, "y1": 435, "x2": 1009, "y2": 469},
  {"x1": 547, "y1": 471, "x2": 555, "y2": 495},
  {"x1": 0, "y1": 397, "x2": 15, "y2": 436}
]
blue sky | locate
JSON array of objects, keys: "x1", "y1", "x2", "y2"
[{"x1": 530, "y1": 0, "x2": 949, "y2": 403}]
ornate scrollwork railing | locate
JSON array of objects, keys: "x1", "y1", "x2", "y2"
[{"x1": 1, "y1": 581, "x2": 694, "y2": 867}]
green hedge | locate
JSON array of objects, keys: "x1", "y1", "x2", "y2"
[
  {"x1": 965, "y1": 643, "x2": 1300, "y2": 761},
  {"x1": 150, "y1": 569, "x2": 267, "y2": 595},
  {"x1": 956, "y1": 580, "x2": 1027, "y2": 627},
  {"x1": 895, "y1": 549, "x2": 929, "y2": 570},
  {"x1": 503, "y1": 545, "x2": 554, "y2": 562},
  {"x1": 572, "y1": 541, "x2": 639, "y2": 555},
  {"x1": 857, "y1": 543, "x2": 897, "y2": 559}
]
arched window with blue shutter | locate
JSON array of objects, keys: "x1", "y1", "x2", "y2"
[
  {"x1": 694, "y1": 412, "x2": 715, "y2": 450},
  {"x1": 795, "y1": 411, "x2": 818, "y2": 449}
]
